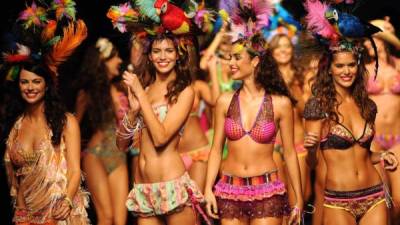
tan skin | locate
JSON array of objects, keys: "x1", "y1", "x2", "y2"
[
  {"x1": 9, "y1": 69, "x2": 81, "y2": 221},
  {"x1": 204, "y1": 48, "x2": 303, "y2": 225},
  {"x1": 270, "y1": 35, "x2": 310, "y2": 203},
  {"x1": 365, "y1": 37, "x2": 400, "y2": 223},
  {"x1": 304, "y1": 52, "x2": 396, "y2": 225},
  {"x1": 75, "y1": 52, "x2": 129, "y2": 225},
  {"x1": 178, "y1": 79, "x2": 216, "y2": 191},
  {"x1": 118, "y1": 38, "x2": 196, "y2": 225}
]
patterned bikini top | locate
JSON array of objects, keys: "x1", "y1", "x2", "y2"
[
  {"x1": 304, "y1": 97, "x2": 376, "y2": 151},
  {"x1": 141, "y1": 103, "x2": 184, "y2": 136},
  {"x1": 366, "y1": 71, "x2": 400, "y2": 95},
  {"x1": 224, "y1": 90, "x2": 277, "y2": 144}
]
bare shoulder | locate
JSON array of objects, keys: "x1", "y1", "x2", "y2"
[
  {"x1": 216, "y1": 92, "x2": 234, "y2": 111},
  {"x1": 64, "y1": 113, "x2": 79, "y2": 131},
  {"x1": 180, "y1": 85, "x2": 195, "y2": 98},
  {"x1": 271, "y1": 95, "x2": 293, "y2": 110}
]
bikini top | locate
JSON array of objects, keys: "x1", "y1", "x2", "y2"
[
  {"x1": 224, "y1": 90, "x2": 277, "y2": 144},
  {"x1": 304, "y1": 97, "x2": 376, "y2": 151},
  {"x1": 141, "y1": 103, "x2": 184, "y2": 136},
  {"x1": 366, "y1": 72, "x2": 400, "y2": 95}
]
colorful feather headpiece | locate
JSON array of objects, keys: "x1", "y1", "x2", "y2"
[
  {"x1": 219, "y1": 0, "x2": 272, "y2": 55},
  {"x1": 266, "y1": 2, "x2": 301, "y2": 44},
  {"x1": 303, "y1": 0, "x2": 382, "y2": 77},
  {"x1": 107, "y1": 0, "x2": 210, "y2": 57},
  {"x1": 2, "y1": 0, "x2": 87, "y2": 82}
]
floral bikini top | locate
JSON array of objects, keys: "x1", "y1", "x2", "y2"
[
  {"x1": 224, "y1": 90, "x2": 277, "y2": 144},
  {"x1": 304, "y1": 97, "x2": 376, "y2": 151},
  {"x1": 140, "y1": 103, "x2": 184, "y2": 136}
]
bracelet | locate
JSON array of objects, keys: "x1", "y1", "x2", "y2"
[{"x1": 64, "y1": 196, "x2": 74, "y2": 209}]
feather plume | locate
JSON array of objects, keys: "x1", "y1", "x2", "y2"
[
  {"x1": 134, "y1": 0, "x2": 160, "y2": 23},
  {"x1": 51, "y1": 0, "x2": 77, "y2": 21},
  {"x1": 45, "y1": 19, "x2": 87, "y2": 75},
  {"x1": 183, "y1": 0, "x2": 199, "y2": 18},
  {"x1": 304, "y1": 0, "x2": 339, "y2": 41},
  {"x1": 3, "y1": 44, "x2": 31, "y2": 63},
  {"x1": 252, "y1": 0, "x2": 273, "y2": 31},
  {"x1": 219, "y1": 0, "x2": 237, "y2": 16},
  {"x1": 107, "y1": 3, "x2": 140, "y2": 33},
  {"x1": 41, "y1": 20, "x2": 57, "y2": 43},
  {"x1": 18, "y1": 2, "x2": 48, "y2": 29}
]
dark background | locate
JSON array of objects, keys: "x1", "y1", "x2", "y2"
[{"x1": 0, "y1": 0, "x2": 399, "y2": 224}]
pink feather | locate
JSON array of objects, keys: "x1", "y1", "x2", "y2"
[
  {"x1": 252, "y1": 0, "x2": 272, "y2": 31},
  {"x1": 304, "y1": 0, "x2": 338, "y2": 41}
]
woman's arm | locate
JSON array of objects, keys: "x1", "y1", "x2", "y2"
[
  {"x1": 199, "y1": 30, "x2": 226, "y2": 71},
  {"x1": 204, "y1": 93, "x2": 230, "y2": 219},
  {"x1": 123, "y1": 71, "x2": 195, "y2": 147},
  {"x1": 74, "y1": 90, "x2": 88, "y2": 123},
  {"x1": 63, "y1": 114, "x2": 82, "y2": 200},
  {"x1": 277, "y1": 96, "x2": 304, "y2": 209},
  {"x1": 195, "y1": 80, "x2": 216, "y2": 107},
  {"x1": 116, "y1": 86, "x2": 141, "y2": 151}
]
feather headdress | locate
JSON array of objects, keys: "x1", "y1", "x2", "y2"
[
  {"x1": 2, "y1": 0, "x2": 87, "y2": 82},
  {"x1": 266, "y1": 3, "x2": 301, "y2": 44},
  {"x1": 303, "y1": 0, "x2": 382, "y2": 77},
  {"x1": 219, "y1": 0, "x2": 272, "y2": 55}
]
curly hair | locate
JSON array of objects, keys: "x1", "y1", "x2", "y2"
[
  {"x1": 75, "y1": 44, "x2": 117, "y2": 132},
  {"x1": 311, "y1": 50, "x2": 376, "y2": 123},
  {"x1": 145, "y1": 33, "x2": 192, "y2": 104},
  {"x1": 253, "y1": 49, "x2": 297, "y2": 105},
  {"x1": 1, "y1": 63, "x2": 67, "y2": 146}
]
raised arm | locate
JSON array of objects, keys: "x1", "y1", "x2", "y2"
[
  {"x1": 195, "y1": 80, "x2": 216, "y2": 107},
  {"x1": 277, "y1": 96, "x2": 304, "y2": 213},
  {"x1": 123, "y1": 71, "x2": 194, "y2": 147}
]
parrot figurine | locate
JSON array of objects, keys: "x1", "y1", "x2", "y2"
[
  {"x1": 324, "y1": 8, "x2": 381, "y2": 38},
  {"x1": 153, "y1": 0, "x2": 191, "y2": 34}
]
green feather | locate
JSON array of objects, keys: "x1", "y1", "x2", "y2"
[{"x1": 134, "y1": 0, "x2": 160, "y2": 23}]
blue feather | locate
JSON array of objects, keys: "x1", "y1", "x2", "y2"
[{"x1": 337, "y1": 12, "x2": 365, "y2": 37}]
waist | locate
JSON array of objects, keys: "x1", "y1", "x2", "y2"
[
  {"x1": 325, "y1": 183, "x2": 384, "y2": 199},
  {"x1": 219, "y1": 169, "x2": 279, "y2": 186}
]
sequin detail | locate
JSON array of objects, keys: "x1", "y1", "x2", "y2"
[{"x1": 224, "y1": 90, "x2": 276, "y2": 144}]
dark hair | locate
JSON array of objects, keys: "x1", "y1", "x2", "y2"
[
  {"x1": 146, "y1": 33, "x2": 192, "y2": 104},
  {"x1": 311, "y1": 50, "x2": 376, "y2": 123},
  {"x1": 253, "y1": 49, "x2": 297, "y2": 104},
  {"x1": 1, "y1": 63, "x2": 67, "y2": 146},
  {"x1": 75, "y1": 44, "x2": 117, "y2": 131}
]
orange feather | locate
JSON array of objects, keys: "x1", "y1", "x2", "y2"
[
  {"x1": 41, "y1": 20, "x2": 57, "y2": 43},
  {"x1": 46, "y1": 19, "x2": 87, "y2": 75}
]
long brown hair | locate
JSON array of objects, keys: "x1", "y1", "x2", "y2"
[
  {"x1": 145, "y1": 33, "x2": 192, "y2": 104},
  {"x1": 311, "y1": 51, "x2": 376, "y2": 123}
]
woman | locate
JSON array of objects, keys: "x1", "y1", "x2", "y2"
[
  {"x1": 2, "y1": 4, "x2": 88, "y2": 223},
  {"x1": 116, "y1": 33, "x2": 206, "y2": 225},
  {"x1": 303, "y1": 42, "x2": 399, "y2": 224},
  {"x1": 75, "y1": 38, "x2": 128, "y2": 225},
  {"x1": 178, "y1": 44, "x2": 217, "y2": 191},
  {"x1": 269, "y1": 33, "x2": 310, "y2": 202},
  {"x1": 204, "y1": 38, "x2": 303, "y2": 225},
  {"x1": 364, "y1": 36, "x2": 400, "y2": 223}
]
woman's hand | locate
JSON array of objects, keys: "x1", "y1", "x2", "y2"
[
  {"x1": 204, "y1": 189, "x2": 219, "y2": 219},
  {"x1": 304, "y1": 132, "x2": 320, "y2": 148},
  {"x1": 123, "y1": 71, "x2": 144, "y2": 97},
  {"x1": 288, "y1": 204, "x2": 303, "y2": 225},
  {"x1": 127, "y1": 87, "x2": 140, "y2": 114},
  {"x1": 52, "y1": 197, "x2": 72, "y2": 220},
  {"x1": 381, "y1": 151, "x2": 398, "y2": 170}
]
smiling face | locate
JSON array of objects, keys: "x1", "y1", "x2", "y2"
[
  {"x1": 271, "y1": 35, "x2": 293, "y2": 65},
  {"x1": 19, "y1": 69, "x2": 46, "y2": 105},
  {"x1": 229, "y1": 44, "x2": 259, "y2": 80},
  {"x1": 149, "y1": 38, "x2": 178, "y2": 75},
  {"x1": 330, "y1": 51, "x2": 358, "y2": 89}
]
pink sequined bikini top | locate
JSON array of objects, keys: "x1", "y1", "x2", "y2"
[
  {"x1": 367, "y1": 73, "x2": 400, "y2": 95},
  {"x1": 224, "y1": 90, "x2": 277, "y2": 144}
]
